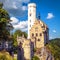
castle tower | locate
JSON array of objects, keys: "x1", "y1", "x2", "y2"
[{"x1": 28, "y1": 3, "x2": 36, "y2": 39}]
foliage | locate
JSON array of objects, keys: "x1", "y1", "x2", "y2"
[
  {"x1": 32, "y1": 56, "x2": 40, "y2": 60},
  {"x1": 13, "y1": 30, "x2": 27, "y2": 47},
  {"x1": 0, "y1": 3, "x2": 13, "y2": 41},
  {"x1": 0, "y1": 50, "x2": 13, "y2": 60},
  {"x1": 0, "y1": 3, "x2": 3, "y2": 8},
  {"x1": 13, "y1": 55, "x2": 17, "y2": 60},
  {"x1": 46, "y1": 38, "x2": 60, "y2": 60},
  {"x1": 12, "y1": 30, "x2": 27, "y2": 54},
  {"x1": 33, "y1": 48, "x2": 36, "y2": 52}
]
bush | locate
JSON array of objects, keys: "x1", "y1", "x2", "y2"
[
  {"x1": 46, "y1": 38, "x2": 60, "y2": 60},
  {"x1": 0, "y1": 50, "x2": 13, "y2": 60},
  {"x1": 33, "y1": 48, "x2": 36, "y2": 52},
  {"x1": 32, "y1": 56, "x2": 40, "y2": 60}
]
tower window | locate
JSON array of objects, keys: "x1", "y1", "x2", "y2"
[
  {"x1": 30, "y1": 13, "x2": 32, "y2": 16},
  {"x1": 32, "y1": 33, "x2": 34, "y2": 37},
  {"x1": 38, "y1": 39, "x2": 40, "y2": 41},
  {"x1": 30, "y1": 25, "x2": 31, "y2": 27},
  {"x1": 30, "y1": 20, "x2": 31, "y2": 22},
  {"x1": 36, "y1": 33, "x2": 38, "y2": 36}
]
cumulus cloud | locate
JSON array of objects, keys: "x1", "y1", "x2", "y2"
[
  {"x1": 10, "y1": 17, "x2": 19, "y2": 25},
  {"x1": 53, "y1": 30, "x2": 56, "y2": 33},
  {"x1": 22, "y1": 6, "x2": 27, "y2": 11},
  {"x1": 0, "y1": 0, "x2": 30, "y2": 17},
  {"x1": 10, "y1": 17, "x2": 28, "y2": 32},
  {"x1": 47, "y1": 13, "x2": 54, "y2": 19},
  {"x1": 13, "y1": 21, "x2": 28, "y2": 29}
]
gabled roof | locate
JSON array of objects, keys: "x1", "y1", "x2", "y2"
[{"x1": 30, "y1": 18, "x2": 49, "y2": 31}]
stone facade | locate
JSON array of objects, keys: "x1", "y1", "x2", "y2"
[
  {"x1": 30, "y1": 19, "x2": 49, "y2": 48},
  {"x1": 17, "y1": 3, "x2": 49, "y2": 60},
  {"x1": 17, "y1": 18, "x2": 49, "y2": 60},
  {"x1": 17, "y1": 36, "x2": 33, "y2": 60}
]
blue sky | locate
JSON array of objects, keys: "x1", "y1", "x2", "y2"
[{"x1": 0, "y1": 0, "x2": 60, "y2": 39}]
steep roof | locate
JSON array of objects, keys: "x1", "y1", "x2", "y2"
[{"x1": 30, "y1": 19, "x2": 49, "y2": 32}]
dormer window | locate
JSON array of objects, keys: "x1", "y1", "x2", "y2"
[
  {"x1": 32, "y1": 33, "x2": 34, "y2": 37},
  {"x1": 41, "y1": 24, "x2": 45, "y2": 28}
]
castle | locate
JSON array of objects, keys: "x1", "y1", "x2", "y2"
[{"x1": 17, "y1": 3, "x2": 49, "y2": 60}]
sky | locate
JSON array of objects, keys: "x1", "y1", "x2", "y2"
[{"x1": 0, "y1": 0, "x2": 60, "y2": 39}]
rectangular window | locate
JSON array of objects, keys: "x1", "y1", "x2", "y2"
[
  {"x1": 30, "y1": 20, "x2": 31, "y2": 22},
  {"x1": 30, "y1": 13, "x2": 32, "y2": 16},
  {"x1": 30, "y1": 25, "x2": 31, "y2": 27},
  {"x1": 40, "y1": 33, "x2": 42, "y2": 36},
  {"x1": 32, "y1": 33, "x2": 34, "y2": 37},
  {"x1": 38, "y1": 39, "x2": 40, "y2": 41},
  {"x1": 36, "y1": 33, "x2": 38, "y2": 36}
]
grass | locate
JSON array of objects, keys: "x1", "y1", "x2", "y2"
[{"x1": 0, "y1": 50, "x2": 13, "y2": 60}]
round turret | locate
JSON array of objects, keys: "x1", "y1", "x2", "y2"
[{"x1": 28, "y1": 3, "x2": 36, "y2": 39}]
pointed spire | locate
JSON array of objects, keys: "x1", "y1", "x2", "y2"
[{"x1": 38, "y1": 13, "x2": 40, "y2": 20}]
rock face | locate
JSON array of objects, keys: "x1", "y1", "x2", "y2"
[{"x1": 34, "y1": 47, "x2": 54, "y2": 60}]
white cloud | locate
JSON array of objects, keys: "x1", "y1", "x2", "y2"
[
  {"x1": 47, "y1": 13, "x2": 54, "y2": 19},
  {"x1": 10, "y1": 17, "x2": 19, "y2": 25},
  {"x1": 13, "y1": 21, "x2": 28, "y2": 29},
  {"x1": 22, "y1": 6, "x2": 27, "y2": 11},
  {"x1": 13, "y1": 21, "x2": 28, "y2": 32},
  {"x1": 23, "y1": 0, "x2": 30, "y2": 3},
  {"x1": 10, "y1": 17, "x2": 28, "y2": 32},
  {"x1": 13, "y1": 2, "x2": 18, "y2": 9},
  {"x1": 53, "y1": 30, "x2": 56, "y2": 33},
  {"x1": 0, "y1": 0, "x2": 30, "y2": 17},
  {"x1": 3, "y1": 0, "x2": 30, "y2": 9}
]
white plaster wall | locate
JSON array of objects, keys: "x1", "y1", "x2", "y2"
[{"x1": 28, "y1": 3, "x2": 36, "y2": 39}]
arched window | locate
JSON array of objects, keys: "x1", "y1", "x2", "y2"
[
  {"x1": 38, "y1": 39, "x2": 40, "y2": 41},
  {"x1": 40, "y1": 33, "x2": 42, "y2": 36},
  {"x1": 36, "y1": 33, "x2": 38, "y2": 36},
  {"x1": 32, "y1": 33, "x2": 34, "y2": 37}
]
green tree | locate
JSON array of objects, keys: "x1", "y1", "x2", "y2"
[
  {"x1": 0, "y1": 50, "x2": 13, "y2": 60},
  {"x1": 0, "y1": 55, "x2": 7, "y2": 60},
  {"x1": 46, "y1": 38, "x2": 60, "y2": 60},
  {"x1": 12, "y1": 30, "x2": 27, "y2": 54},
  {"x1": 13, "y1": 30, "x2": 22, "y2": 47},
  {"x1": 0, "y1": 3, "x2": 13, "y2": 50},
  {"x1": 0, "y1": 3, "x2": 13, "y2": 41},
  {"x1": 13, "y1": 30, "x2": 27, "y2": 46},
  {"x1": 22, "y1": 32, "x2": 28, "y2": 38},
  {"x1": 0, "y1": 3, "x2": 3, "y2": 8}
]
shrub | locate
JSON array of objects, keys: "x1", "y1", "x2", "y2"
[{"x1": 32, "y1": 56, "x2": 40, "y2": 60}]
